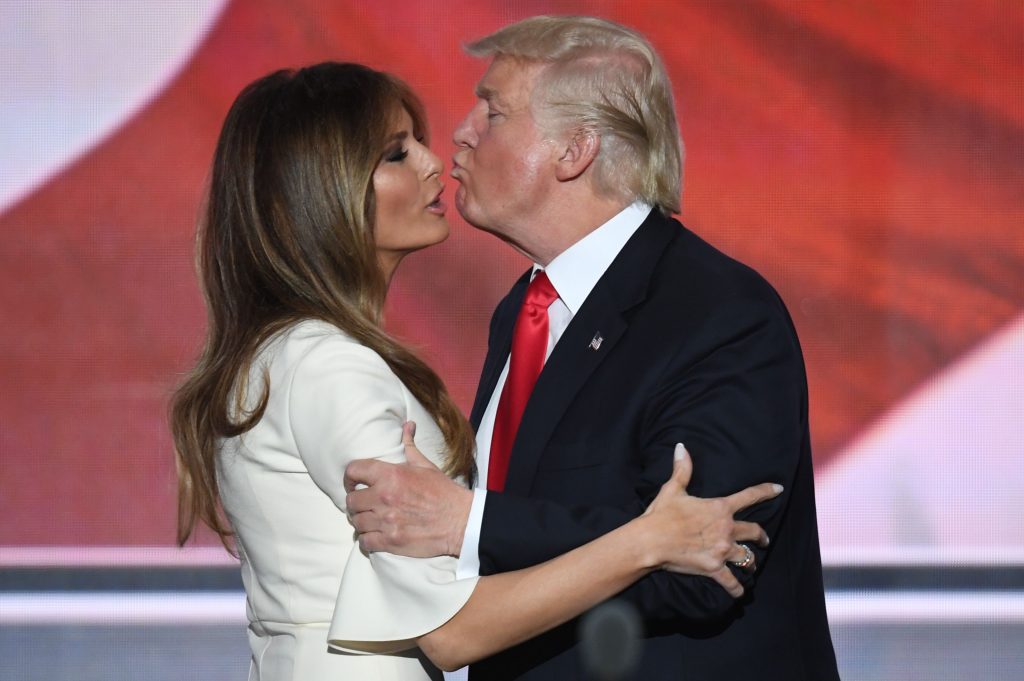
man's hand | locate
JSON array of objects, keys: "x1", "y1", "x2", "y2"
[{"x1": 344, "y1": 421, "x2": 474, "y2": 558}]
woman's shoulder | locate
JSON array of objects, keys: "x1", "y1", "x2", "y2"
[
  {"x1": 271, "y1": 319, "x2": 399, "y2": 388},
  {"x1": 276, "y1": 319, "x2": 381, "y2": 362},
  {"x1": 284, "y1": 317, "x2": 356, "y2": 346}
]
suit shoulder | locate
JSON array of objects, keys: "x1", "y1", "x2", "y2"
[
  {"x1": 651, "y1": 223, "x2": 806, "y2": 374},
  {"x1": 661, "y1": 222, "x2": 788, "y2": 315}
]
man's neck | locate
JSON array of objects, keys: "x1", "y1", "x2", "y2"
[{"x1": 526, "y1": 193, "x2": 631, "y2": 266}]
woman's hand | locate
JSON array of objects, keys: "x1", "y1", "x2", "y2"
[{"x1": 638, "y1": 444, "x2": 782, "y2": 598}]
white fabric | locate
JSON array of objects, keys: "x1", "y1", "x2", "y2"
[
  {"x1": 218, "y1": 319, "x2": 478, "y2": 681},
  {"x1": 450, "y1": 202, "x2": 652, "y2": 679}
]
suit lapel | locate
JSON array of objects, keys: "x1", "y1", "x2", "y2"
[
  {"x1": 503, "y1": 211, "x2": 679, "y2": 495},
  {"x1": 469, "y1": 270, "x2": 530, "y2": 430}
]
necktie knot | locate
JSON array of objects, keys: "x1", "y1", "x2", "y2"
[{"x1": 525, "y1": 271, "x2": 559, "y2": 309}]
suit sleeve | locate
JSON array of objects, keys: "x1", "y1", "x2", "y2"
[
  {"x1": 479, "y1": 287, "x2": 806, "y2": 622},
  {"x1": 286, "y1": 335, "x2": 478, "y2": 651}
]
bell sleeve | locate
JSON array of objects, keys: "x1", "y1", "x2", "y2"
[{"x1": 287, "y1": 332, "x2": 479, "y2": 653}]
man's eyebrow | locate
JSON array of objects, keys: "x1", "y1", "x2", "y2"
[{"x1": 474, "y1": 85, "x2": 503, "y2": 106}]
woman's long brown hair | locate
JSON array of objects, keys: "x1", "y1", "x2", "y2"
[{"x1": 170, "y1": 63, "x2": 476, "y2": 550}]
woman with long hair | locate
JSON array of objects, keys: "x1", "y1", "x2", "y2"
[{"x1": 170, "y1": 62, "x2": 777, "y2": 680}]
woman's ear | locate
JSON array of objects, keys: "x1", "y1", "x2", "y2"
[{"x1": 555, "y1": 128, "x2": 601, "y2": 182}]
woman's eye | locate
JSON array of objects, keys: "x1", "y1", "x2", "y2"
[{"x1": 386, "y1": 148, "x2": 409, "y2": 163}]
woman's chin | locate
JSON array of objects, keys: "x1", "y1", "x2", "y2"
[{"x1": 423, "y1": 219, "x2": 452, "y2": 248}]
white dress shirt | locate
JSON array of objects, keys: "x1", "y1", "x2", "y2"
[{"x1": 444, "y1": 202, "x2": 652, "y2": 680}]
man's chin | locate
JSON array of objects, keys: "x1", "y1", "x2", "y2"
[
  {"x1": 454, "y1": 193, "x2": 510, "y2": 241},
  {"x1": 453, "y1": 195, "x2": 485, "y2": 231}
]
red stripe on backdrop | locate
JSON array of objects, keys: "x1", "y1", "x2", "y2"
[
  {"x1": 614, "y1": 0, "x2": 1024, "y2": 457},
  {"x1": 0, "y1": 0, "x2": 1021, "y2": 545}
]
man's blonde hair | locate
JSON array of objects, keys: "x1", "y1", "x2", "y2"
[{"x1": 467, "y1": 15, "x2": 684, "y2": 214}]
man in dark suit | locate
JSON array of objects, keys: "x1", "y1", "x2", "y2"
[{"x1": 346, "y1": 15, "x2": 839, "y2": 681}]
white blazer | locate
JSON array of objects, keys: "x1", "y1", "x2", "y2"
[{"x1": 217, "y1": 319, "x2": 478, "y2": 681}]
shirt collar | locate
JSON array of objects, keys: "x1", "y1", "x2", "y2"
[{"x1": 535, "y1": 202, "x2": 652, "y2": 315}]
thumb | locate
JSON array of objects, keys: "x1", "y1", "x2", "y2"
[
  {"x1": 401, "y1": 421, "x2": 435, "y2": 469},
  {"x1": 645, "y1": 443, "x2": 693, "y2": 516},
  {"x1": 402, "y1": 420, "x2": 418, "y2": 448},
  {"x1": 668, "y1": 443, "x2": 693, "y2": 494}
]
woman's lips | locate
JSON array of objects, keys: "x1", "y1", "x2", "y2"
[{"x1": 427, "y1": 188, "x2": 446, "y2": 215}]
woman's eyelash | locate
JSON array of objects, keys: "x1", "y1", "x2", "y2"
[{"x1": 386, "y1": 148, "x2": 408, "y2": 162}]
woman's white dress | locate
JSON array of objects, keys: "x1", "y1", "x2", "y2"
[{"x1": 217, "y1": 319, "x2": 478, "y2": 680}]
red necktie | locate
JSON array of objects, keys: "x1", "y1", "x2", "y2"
[{"x1": 487, "y1": 271, "x2": 559, "y2": 492}]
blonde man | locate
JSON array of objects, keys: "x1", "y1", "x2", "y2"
[{"x1": 347, "y1": 16, "x2": 839, "y2": 681}]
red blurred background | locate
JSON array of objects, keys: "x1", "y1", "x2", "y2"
[{"x1": 1, "y1": 0, "x2": 1021, "y2": 548}]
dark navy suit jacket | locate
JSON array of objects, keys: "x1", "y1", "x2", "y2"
[{"x1": 467, "y1": 210, "x2": 839, "y2": 680}]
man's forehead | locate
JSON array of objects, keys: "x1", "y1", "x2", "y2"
[{"x1": 474, "y1": 57, "x2": 542, "y2": 104}]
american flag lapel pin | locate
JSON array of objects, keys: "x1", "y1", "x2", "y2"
[{"x1": 589, "y1": 332, "x2": 604, "y2": 351}]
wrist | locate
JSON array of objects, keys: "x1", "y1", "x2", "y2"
[
  {"x1": 447, "y1": 487, "x2": 472, "y2": 557},
  {"x1": 626, "y1": 515, "x2": 663, "y2": 574}
]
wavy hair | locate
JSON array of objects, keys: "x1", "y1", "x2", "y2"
[{"x1": 170, "y1": 63, "x2": 476, "y2": 549}]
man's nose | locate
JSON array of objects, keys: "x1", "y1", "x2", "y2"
[{"x1": 452, "y1": 106, "x2": 480, "y2": 148}]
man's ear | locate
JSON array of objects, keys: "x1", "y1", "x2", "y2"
[{"x1": 555, "y1": 128, "x2": 600, "y2": 182}]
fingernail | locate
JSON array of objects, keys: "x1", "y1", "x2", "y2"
[
  {"x1": 674, "y1": 443, "x2": 688, "y2": 461},
  {"x1": 772, "y1": 484, "x2": 784, "y2": 494}
]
